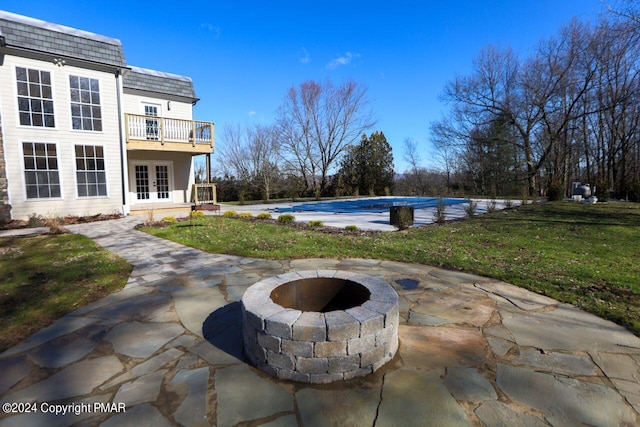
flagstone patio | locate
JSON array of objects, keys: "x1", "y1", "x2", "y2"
[{"x1": 1, "y1": 216, "x2": 639, "y2": 426}]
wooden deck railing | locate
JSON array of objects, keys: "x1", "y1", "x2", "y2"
[
  {"x1": 191, "y1": 183, "x2": 217, "y2": 205},
  {"x1": 125, "y1": 114, "x2": 214, "y2": 148}
]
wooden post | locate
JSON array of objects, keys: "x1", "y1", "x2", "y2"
[
  {"x1": 124, "y1": 114, "x2": 130, "y2": 144},
  {"x1": 160, "y1": 117, "x2": 165, "y2": 145},
  {"x1": 206, "y1": 153, "x2": 211, "y2": 184}
]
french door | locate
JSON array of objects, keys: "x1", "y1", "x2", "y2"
[
  {"x1": 131, "y1": 162, "x2": 172, "y2": 202},
  {"x1": 144, "y1": 104, "x2": 160, "y2": 140}
]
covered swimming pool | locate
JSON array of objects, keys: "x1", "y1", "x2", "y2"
[{"x1": 274, "y1": 197, "x2": 469, "y2": 214}]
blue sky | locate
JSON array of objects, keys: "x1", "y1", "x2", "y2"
[{"x1": 4, "y1": 1, "x2": 607, "y2": 172}]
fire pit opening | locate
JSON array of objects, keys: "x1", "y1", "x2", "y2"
[
  {"x1": 242, "y1": 270, "x2": 399, "y2": 384},
  {"x1": 270, "y1": 278, "x2": 371, "y2": 312}
]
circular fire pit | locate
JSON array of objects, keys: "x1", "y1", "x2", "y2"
[{"x1": 242, "y1": 270, "x2": 399, "y2": 383}]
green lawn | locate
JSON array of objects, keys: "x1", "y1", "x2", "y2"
[
  {"x1": 0, "y1": 233, "x2": 131, "y2": 351},
  {"x1": 145, "y1": 201, "x2": 640, "y2": 335}
]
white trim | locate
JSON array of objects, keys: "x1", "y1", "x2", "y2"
[
  {"x1": 128, "y1": 66, "x2": 192, "y2": 83},
  {"x1": 72, "y1": 143, "x2": 110, "y2": 199},
  {"x1": 19, "y1": 140, "x2": 64, "y2": 202},
  {"x1": 116, "y1": 73, "x2": 130, "y2": 215},
  {"x1": 128, "y1": 160, "x2": 174, "y2": 204},
  {"x1": 12, "y1": 63, "x2": 58, "y2": 131},
  {"x1": 141, "y1": 101, "x2": 162, "y2": 116},
  {"x1": 66, "y1": 71, "x2": 105, "y2": 133}
]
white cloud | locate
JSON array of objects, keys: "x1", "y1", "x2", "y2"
[
  {"x1": 248, "y1": 110, "x2": 256, "y2": 118},
  {"x1": 300, "y1": 48, "x2": 310, "y2": 64},
  {"x1": 201, "y1": 23, "x2": 221, "y2": 39},
  {"x1": 326, "y1": 52, "x2": 360, "y2": 70}
]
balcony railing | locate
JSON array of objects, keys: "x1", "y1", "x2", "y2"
[{"x1": 125, "y1": 114, "x2": 214, "y2": 151}]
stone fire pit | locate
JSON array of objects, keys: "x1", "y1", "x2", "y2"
[{"x1": 242, "y1": 270, "x2": 399, "y2": 383}]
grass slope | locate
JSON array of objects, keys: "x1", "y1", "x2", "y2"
[
  {"x1": 146, "y1": 201, "x2": 640, "y2": 335},
  {"x1": 0, "y1": 233, "x2": 131, "y2": 351}
]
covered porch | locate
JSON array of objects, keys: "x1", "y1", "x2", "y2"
[
  {"x1": 124, "y1": 114, "x2": 217, "y2": 215},
  {"x1": 126, "y1": 151, "x2": 218, "y2": 214}
]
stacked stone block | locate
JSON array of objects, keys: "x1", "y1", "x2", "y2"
[
  {"x1": 0, "y1": 119, "x2": 11, "y2": 221},
  {"x1": 242, "y1": 270, "x2": 399, "y2": 384}
]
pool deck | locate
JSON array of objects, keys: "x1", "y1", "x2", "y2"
[{"x1": 219, "y1": 198, "x2": 520, "y2": 231}]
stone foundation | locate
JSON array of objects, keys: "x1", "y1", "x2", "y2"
[
  {"x1": 0, "y1": 119, "x2": 11, "y2": 221},
  {"x1": 242, "y1": 270, "x2": 399, "y2": 384}
]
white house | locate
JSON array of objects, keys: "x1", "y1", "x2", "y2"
[{"x1": 0, "y1": 10, "x2": 214, "y2": 221}]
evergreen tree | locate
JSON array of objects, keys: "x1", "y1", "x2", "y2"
[{"x1": 337, "y1": 131, "x2": 394, "y2": 196}]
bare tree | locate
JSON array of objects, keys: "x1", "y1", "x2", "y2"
[
  {"x1": 402, "y1": 138, "x2": 429, "y2": 195},
  {"x1": 276, "y1": 79, "x2": 376, "y2": 196},
  {"x1": 434, "y1": 12, "x2": 640, "y2": 200},
  {"x1": 438, "y1": 44, "x2": 543, "y2": 195},
  {"x1": 219, "y1": 123, "x2": 280, "y2": 200},
  {"x1": 604, "y1": 0, "x2": 640, "y2": 25}
]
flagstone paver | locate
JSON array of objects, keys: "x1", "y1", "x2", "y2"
[
  {"x1": 170, "y1": 367, "x2": 210, "y2": 427},
  {"x1": 105, "y1": 321, "x2": 184, "y2": 358},
  {"x1": 497, "y1": 363, "x2": 638, "y2": 426},
  {"x1": 113, "y1": 369, "x2": 166, "y2": 407},
  {"x1": 474, "y1": 401, "x2": 549, "y2": 427},
  {"x1": 214, "y1": 364, "x2": 294, "y2": 426},
  {"x1": 376, "y1": 368, "x2": 469, "y2": 426},
  {"x1": 0, "y1": 358, "x2": 31, "y2": 394},
  {"x1": 295, "y1": 385, "x2": 381, "y2": 427},
  {"x1": 1, "y1": 215, "x2": 639, "y2": 426},
  {"x1": 443, "y1": 367, "x2": 498, "y2": 402}
]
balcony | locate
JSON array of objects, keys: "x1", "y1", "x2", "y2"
[{"x1": 125, "y1": 114, "x2": 214, "y2": 154}]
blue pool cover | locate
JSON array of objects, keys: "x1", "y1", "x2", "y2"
[{"x1": 274, "y1": 197, "x2": 468, "y2": 214}]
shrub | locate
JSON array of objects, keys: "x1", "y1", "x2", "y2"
[
  {"x1": 345, "y1": 225, "x2": 358, "y2": 231},
  {"x1": 465, "y1": 200, "x2": 478, "y2": 217},
  {"x1": 190, "y1": 210, "x2": 205, "y2": 218},
  {"x1": 630, "y1": 183, "x2": 640, "y2": 202},
  {"x1": 44, "y1": 216, "x2": 65, "y2": 234},
  {"x1": 257, "y1": 213, "x2": 272, "y2": 220},
  {"x1": 239, "y1": 212, "x2": 252, "y2": 218},
  {"x1": 486, "y1": 199, "x2": 497, "y2": 213},
  {"x1": 161, "y1": 216, "x2": 177, "y2": 223},
  {"x1": 308, "y1": 220, "x2": 323, "y2": 227},
  {"x1": 144, "y1": 209, "x2": 156, "y2": 225},
  {"x1": 28, "y1": 213, "x2": 44, "y2": 227},
  {"x1": 504, "y1": 198, "x2": 514, "y2": 209},
  {"x1": 547, "y1": 183, "x2": 564, "y2": 201},
  {"x1": 277, "y1": 214, "x2": 295, "y2": 224},
  {"x1": 222, "y1": 210, "x2": 237, "y2": 217},
  {"x1": 595, "y1": 180, "x2": 610, "y2": 202},
  {"x1": 392, "y1": 206, "x2": 414, "y2": 230},
  {"x1": 435, "y1": 198, "x2": 446, "y2": 224}
]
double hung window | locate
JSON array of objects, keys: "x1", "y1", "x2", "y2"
[
  {"x1": 70, "y1": 76, "x2": 102, "y2": 131},
  {"x1": 16, "y1": 67, "x2": 55, "y2": 127},
  {"x1": 23, "y1": 142, "x2": 60, "y2": 199},
  {"x1": 75, "y1": 145, "x2": 107, "y2": 197}
]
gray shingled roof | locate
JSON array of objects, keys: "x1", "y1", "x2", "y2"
[
  {"x1": 123, "y1": 66, "x2": 198, "y2": 101},
  {"x1": 0, "y1": 10, "x2": 125, "y2": 68}
]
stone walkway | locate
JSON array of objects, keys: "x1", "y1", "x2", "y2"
[{"x1": 1, "y1": 217, "x2": 639, "y2": 426}]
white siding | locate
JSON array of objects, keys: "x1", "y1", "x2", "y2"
[
  {"x1": 122, "y1": 91, "x2": 197, "y2": 208},
  {"x1": 122, "y1": 92, "x2": 193, "y2": 120},
  {"x1": 0, "y1": 54, "x2": 124, "y2": 219},
  {"x1": 126, "y1": 151, "x2": 194, "y2": 204}
]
